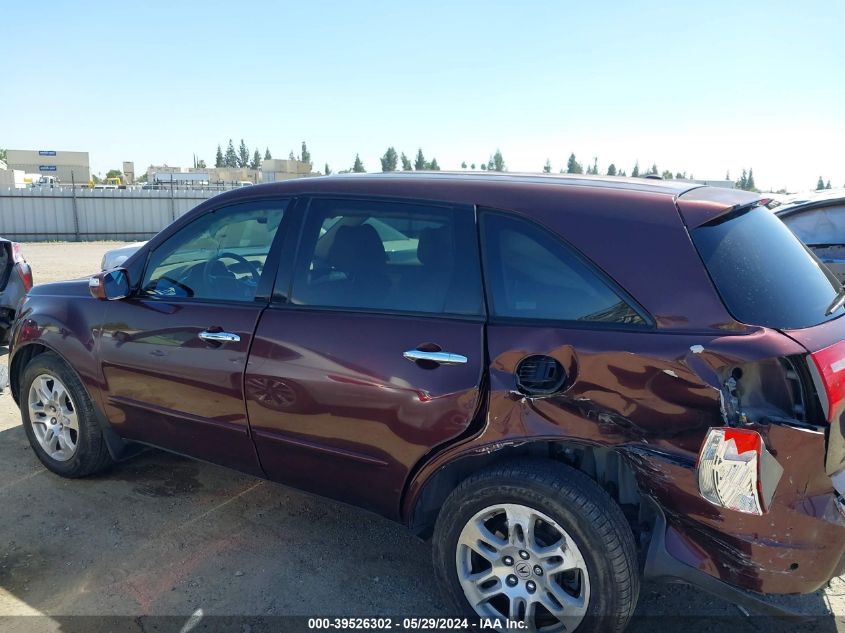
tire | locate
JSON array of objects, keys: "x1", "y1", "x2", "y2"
[
  {"x1": 20, "y1": 351, "x2": 114, "y2": 477},
  {"x1": 432, "y1": 460, "x2": 639, "y2": 633}
]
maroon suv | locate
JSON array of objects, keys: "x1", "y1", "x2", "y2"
[{"x1": 9, "y1": 173, "x2": 845, "y2": 631}]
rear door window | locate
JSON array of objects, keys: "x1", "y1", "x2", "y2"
[
  {"x1": 480, "y1": 211, "x2": 646, "y2": 325},
  {"x1": 290, "y1": 198, "x2": 483, "y2": 316},
  {"x1": 691, "y1": 206, "x2": 841, "y2": 329}
]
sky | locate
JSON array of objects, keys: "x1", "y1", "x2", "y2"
[{"x1": 1, "y1": 0, "x2": 843, "y2": 192}]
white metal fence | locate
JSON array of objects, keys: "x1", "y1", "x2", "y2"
[{"x1": 0, "y1": 188, "x2": 221, "y2": 241}]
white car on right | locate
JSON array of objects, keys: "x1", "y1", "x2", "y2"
[{"x1": 774, "y1": 188, "x2": 845, "y2": 284}]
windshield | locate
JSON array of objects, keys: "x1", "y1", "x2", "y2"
[{"x1": 691, "y1": 206, "x2": 842, "y2": 329}]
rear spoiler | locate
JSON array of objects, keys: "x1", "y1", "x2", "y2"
[
  {"x1": 696, "y1": 198, "x2": 773, "y2": 228},
  {"x1": 675, "y1": 187, "x2": 769, "y2": 229}
]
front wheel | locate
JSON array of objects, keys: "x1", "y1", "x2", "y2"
[
  {"x1": 20, "y1": 352, "x2": 114, "y2": 477},
  {"x1": 432, "y1": 461, "x2": 639, "y2": 633}
]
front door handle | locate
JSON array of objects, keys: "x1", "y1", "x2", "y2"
[
  {"x1": 199, "y1": 330, "x2": 241, "y2": 343},
  {"x1": 403, "y1": 349, "x2": 468, "y2": 365}
]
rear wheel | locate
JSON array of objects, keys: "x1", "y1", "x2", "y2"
[
  {"x1": 432, "y1": 461, "x2": 639, "y2": 633},
  {"x1": 21, "y1": 352, "x2": 113, "y2": 477}
]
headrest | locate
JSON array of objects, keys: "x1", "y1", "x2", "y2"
[
  {"x1": 328, "y1": 224, "x2": 387, "y2": 272},
  {"x1": 417, "y1": 226, "x2": 452, "y2": 268}
]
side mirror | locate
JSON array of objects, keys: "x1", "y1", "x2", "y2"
[{"x1": 89, "y1": 268, "x2": 130, "y2": 301}]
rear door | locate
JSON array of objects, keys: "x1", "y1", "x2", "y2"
[{"x1": 245, "y1": 196, "x2": 485, "y2": 518}]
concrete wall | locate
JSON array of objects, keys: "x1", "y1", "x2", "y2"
[{"x1": 0, "y1": 188, "x2": 219, "y2": 241}]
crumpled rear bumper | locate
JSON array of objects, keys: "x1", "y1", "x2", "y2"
[{"x1": 631, "y1": 422, "x2": 845, "y2": 596}]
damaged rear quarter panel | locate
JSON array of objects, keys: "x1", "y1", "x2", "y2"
[{"x1": 406, "y1": 323, "x2": 845, "y2": 593}]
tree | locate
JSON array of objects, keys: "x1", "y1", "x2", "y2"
[
  {"x1": 237, "y1": 139, "x2": 250, "y2": 168},
  {"x1": 215, "y1": 145, "x2": 224, "y2": 168},
  {"x1": 105, "y1": 169, "x2": 122, "y2": 180},
  {"x1": 429, "y1": 158, "x2": 440, "y2": 171},
  {"x1": 414, "y1": 149, "x2": 426, "y2": 170},
  {"x1": 726, "y1": 170, "x2": 730, "y2": 180},
  {"x1": 589, "y1": 157, "x2": 598, "y2": 175},
  {"x1": 250, "y1": 149, "x2": 262, "y2": 170},
  {"x1": 380, "y1": 146, "x2": 398, "y2": 172},
  {"x1": 0, "y1": 148, "x2": 6, "y2": 162},
  {"x1": 738, "y1": 169, "x2": 748, "y2": 190},
  {"x1": 301, "y1": 141, "x2": 311, "y2": 166},
  {"x1": 661, "y1": 170, "x2": 674, "y2": 179},
  {"x1": 324, "y1": 163, "x2": 332, "y2": 175},
  {"x1": 619, "y1": 169, "x2": 627, "y2": 177},
  {"x1": 289, "y1": 150, "x2": 296, "y2": 161},
  {"x1": 566, "y1": 153, "x2": 583, "y2": 174},
  {"x1": 196, "y1": 159, "x2": 207, "y2": 169},
  {"x1": 648, "y1": 163, "x2": 658, "y2": 176},
  {"x1": 488, "y1": 149, "x2": 505, "y2": 172},
  {"x1": 606, "y1": 163, "x2": 617, "y2": 176},
  {"x1": 461, "y1": 161, "x2": 467, "y2": 169},
  {"x1": 631, "y1": 161, "x2": 640, "y2": 177},
  {"x1": 470, "y1": 163, "x2": 476, "y2": 170},
  {"x1": 224, "y1": 139, "x2": 238, "y2": 168},
  {"x1": 817, "y1": 176, "x2": 826, "y2": 190},
  {"x1": 543, "y1": 159, "x2": 552, "y2": 173},
  {"x1": 827, "y1": 180, "x2": 833, "y2": 189},
  {"x1": 480, "y1": 164, "x2": 487, "y2": 170},
  {"x1": 352, "y1": 154, "x2": 366, "y2": 173},
  {"x1": 400, "y1": 153, "x2": 413, "y2": 171},
  {"x1": 746, "y1": 168, "x2": 756, "y2": 191},
  {"x1": 264, "y1": 147, "x2": 272, "y2": 160}
]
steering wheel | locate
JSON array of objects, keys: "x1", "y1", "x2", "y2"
[{"x1": 202, "y1": 251, "x2": 260, "y2": 284}]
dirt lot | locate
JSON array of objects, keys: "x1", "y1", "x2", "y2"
[{"x1": 1, "y1": 242, "x2": 844, "y2": 632}]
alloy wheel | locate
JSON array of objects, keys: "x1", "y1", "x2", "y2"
[
  {"x1": 456, "y1": 503, "x2": 590, "y2": 632},
  {"x1": 28, "y1": 373, "x2": 79, "y2": 462}
]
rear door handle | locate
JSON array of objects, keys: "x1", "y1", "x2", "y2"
[
  {"x1": 199, "y1": 330, "x2": 241, "y2": 343},
  {"x1": 403, "y1": 350, "x2": 468, "y2": 365}
]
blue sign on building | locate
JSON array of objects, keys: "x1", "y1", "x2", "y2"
[
  {"x1": 39, "y1": 165, "x2": 57, "y2": 172},
  {"x1": 38, "y1": 150, "x2": 57, "y2": 156}
]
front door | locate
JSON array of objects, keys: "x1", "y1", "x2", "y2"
[
  {"x1": 98, "y1": 199, "x2": 290, "y2": 473},
  {"x1": 245, "y1": 196, "x2": 486, "y2": 517}
]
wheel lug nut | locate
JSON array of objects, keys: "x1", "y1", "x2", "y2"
[
  {"x1": 519, "y1": 550, "x2": 530, "y2": 560},
  {"x1": 533, "y1": 565, "x2": 543, "y2": 576},
  {"x1": 503, "y1": 556, "x2": 514, "y2": 566},
  {"x1": 526, "y1": 580, "x2": 536, "y2": 593},
  {"x1": 506, "y1": 575, "x2": 518, "y2": 587}
]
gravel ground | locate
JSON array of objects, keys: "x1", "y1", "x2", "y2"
[{"x1": 0, "y1": 242, "x2": 843, "y2": 632}]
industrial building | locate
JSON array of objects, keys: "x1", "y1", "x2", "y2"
[{"x1": 5, "y1": 149, "x2": 90, "y2": 184}]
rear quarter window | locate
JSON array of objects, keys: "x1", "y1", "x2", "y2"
[
  {"x1": 480, "y1": 211, "x2": 646, "y2": 326},
  {"x1": 691, "y1": 206, "x2": 841, "y2": 329}
]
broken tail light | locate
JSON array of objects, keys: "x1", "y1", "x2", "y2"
[
  {"x1": 809, "y1": 340, "x2": 845, "y2": 424},
  {"x1": 10, "y1": 242, "x2": 33, "y2": 291},
  {"x1": 697, "y1": 428, "x2": 783, "y2": 515},
  {"x1": 17, "y1": 263, "x2": 33, "y2": 292}
]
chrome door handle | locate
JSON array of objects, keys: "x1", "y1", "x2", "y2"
[
  {"x1": 199, "y1": 330, "x2": 241, "y2": 343},
  {"x1": 403, "y1": 350, "x2": 468, "y2": 365}
]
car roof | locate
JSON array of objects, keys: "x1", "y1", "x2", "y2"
[
  {"x1": 261, "y1": 171, "x2": 703, "y2": 196},
  {"x1": 206, "y1": 171, "x2": 762, "y2": 230}
]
